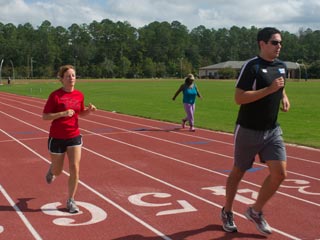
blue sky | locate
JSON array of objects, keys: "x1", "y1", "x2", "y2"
[{"x1": 1, "y1": 0, "x2": 319, "y2": 33}]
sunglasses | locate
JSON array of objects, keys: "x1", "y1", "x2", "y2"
[{"x1": 269, "y1": 40, "x2": 282, "y2": 46}]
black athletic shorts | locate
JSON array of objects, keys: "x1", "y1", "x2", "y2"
[{"x1": 48, "y1": 135, "x2": 82, "y2": 154}]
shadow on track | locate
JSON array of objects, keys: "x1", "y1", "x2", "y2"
[{"x1": 113, "y1": 224, "x2": 266, "y2": 240}]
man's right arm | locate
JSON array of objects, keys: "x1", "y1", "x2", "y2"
[{"x1": 235, "y1": 77, "x2": 285, "y2": 105}]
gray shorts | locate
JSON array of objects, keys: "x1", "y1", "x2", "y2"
[{"x1": 234, "y1": 125, "x2": 286, "y2": 171}]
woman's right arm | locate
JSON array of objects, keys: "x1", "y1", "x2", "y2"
[{"x1": 172, "y1": 84, "x2": 184, "y2": 100}]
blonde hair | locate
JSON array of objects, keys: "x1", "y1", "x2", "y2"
[{"x1": 57, "y1": 65, "x2": 75, "y2": 79}]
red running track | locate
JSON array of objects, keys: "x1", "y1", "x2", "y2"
[{"x1": 0, "y1": 92, "x2": 319, "y2": 240}]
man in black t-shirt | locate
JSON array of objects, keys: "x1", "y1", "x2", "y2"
[{"x1": 220, "y1": 27, "x2": 290, "y2": 235}]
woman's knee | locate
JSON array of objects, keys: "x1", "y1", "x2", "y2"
[
  {"x1": 69, "y1": 161, "x2": 79, "y2": 172},
  {"x1": 50, "y1": 155, "x2": 65, "y2": 176}
]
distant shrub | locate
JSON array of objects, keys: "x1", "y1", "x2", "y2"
[{"x1": 217, "y1": 67, "x2": 237, "y2": 79}]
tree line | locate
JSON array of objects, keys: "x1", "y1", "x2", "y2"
[{"x1": 1, "y1": 19, "x2": 319, "y2": 79}]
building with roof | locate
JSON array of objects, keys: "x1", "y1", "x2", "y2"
[{"x1": 199, "y1": 60, "x2": 301, "y2": 79}]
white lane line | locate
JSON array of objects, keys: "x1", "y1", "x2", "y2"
[
  {"x1": 0, "y1": 184, "x2": 42, "y2": 240},
  {"x1": 82, "y1": 128, "x2": 320, "y2": 209},
  {"x1": 82, "y1": 146, "x2": 301, "y2": 240},
  {"x1": 0, "y1": 128, "x2": 172, "y2": 240},
  {"x1": 0, "y1": 106, "x2": 305, "y2": 239},
  {"x1": 0, "y1": 104, "x2": 313, "y2": 239},
  {"x1": 80, "y1": 117, "x2": 320, "y2": 181},
  {"x1": 0, "y1": 96, "x2": 319, "y2": 162},
  {"x1": 1, "y1": 106, "x2": 320, "y2": 203}
]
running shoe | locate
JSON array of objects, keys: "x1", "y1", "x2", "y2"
[
  {"x1": 220, "y1": 207, "x2": 238, "y2": 232},
  {"x1": 46, "y1": 165, "x2": 55, "y2": 184},
  {"x1": 245, "y1": 207, "x2": 272, "y2": 235},
  {"x1": 189, "y1": 127, "x2": 195, "y2": 132},
  {"x1": 67, "y1": 198, "x2": 79, "y2": 213}
]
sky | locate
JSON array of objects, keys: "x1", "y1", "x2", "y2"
[{"x1": 0, "y1": 0, "x2": 319, "y2": 34}]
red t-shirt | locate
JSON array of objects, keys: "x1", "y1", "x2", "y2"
[{"x1": 43, "y1": 88, "x2": 85, "y2": 139}]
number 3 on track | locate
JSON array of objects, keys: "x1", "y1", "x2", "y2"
[{"x1": 41, "y1": 201, "x2": 107, "y2": 226}]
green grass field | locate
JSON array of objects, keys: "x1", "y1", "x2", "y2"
[{"x1": 1, "y1": 79, "x2": 319, "y2": 149}]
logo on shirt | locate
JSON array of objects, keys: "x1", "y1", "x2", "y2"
[
  {"x1": 279, "y1": 68, "x2": 286, "y2": 74},
  {"x1": 61, "y1": 97, "x2": 81, "y2": 112}
]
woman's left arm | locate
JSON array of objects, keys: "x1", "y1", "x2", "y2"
[
  {"x1": 196, "y1": 85, "x2": 203, "y2": 99},
  {"x1": 79, "y1": 103, "x2": 97, "y2": 117}
]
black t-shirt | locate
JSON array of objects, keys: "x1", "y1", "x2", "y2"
[{"x1": 236, "y1": 56, "x2": 287, "y2": 130}]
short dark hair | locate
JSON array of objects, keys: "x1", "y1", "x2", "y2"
[{"x1": 257, "y1": 27, "x2": 281, "y2": 43}]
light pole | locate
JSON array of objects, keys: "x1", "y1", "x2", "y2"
[
  {"x1": 30, "y1": 57, "x2": 36, "y2": 78},
  {"x1": 296, "y1": 59, "x2": 307, "y2": 81},
  {"x1": 0, "y1": 59, "x2": 4, "y2": 85},
  {"x1": 10, "y1": 60, "x2": 14, "y2": 80},
  {"x1": 179, "y1": 57, "x2": 183, "y2": 79},
  {"x1": 300, "y1": 63, "x2": 307, "y2": 81},
  {"x1": 295, "y1": 62, "x2": 301, "y2": 80},
  {"x1": 74, "y1": 56, "x2": 77, "y2": 70}
]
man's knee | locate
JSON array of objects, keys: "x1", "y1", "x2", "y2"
[
  {"x1": 229, "y1": 166, "x2": 246, "y2": 181},
  {"x1": 268, "y1": 160, "x2": 287, "y2": 180},
  {"x1": 270, "y1": 167, "x2": 287, "y2": 184}
]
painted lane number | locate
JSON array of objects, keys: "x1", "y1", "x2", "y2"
[
  {"x1": 202, "y1": 186, "x2": 257, "y2": 204},
  {"x1": 280, "y1": 179, "x2": 320, "y2": 195},
  {"x1": 41, "y1": 201, "x2": 107, "y2": 226},
  {"x1": 128, "y1": 192, "x2": 197, "y2": 216}
]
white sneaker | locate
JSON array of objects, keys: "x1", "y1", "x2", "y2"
[
  {"x1": 66, "y1": 198, "x2": 79, "y2": 213},
  {"x1": 220, "y1": 207, "x2": 238, "y2": 232},
  {"x1": 245, "y1": 207, "x2": 272, "y2": 234}
]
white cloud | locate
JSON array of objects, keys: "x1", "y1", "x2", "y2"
[{"x1": 0, "y1": 0, "x2": 318, "y2": 33}]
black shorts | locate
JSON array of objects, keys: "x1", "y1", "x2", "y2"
[{"x1": 48, "y1": 135, "x2": 83, "y2": 154}]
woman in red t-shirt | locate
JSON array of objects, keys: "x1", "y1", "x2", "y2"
[{"x1": 43, "y1": 65, "x2": 96, "y2": 213}]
